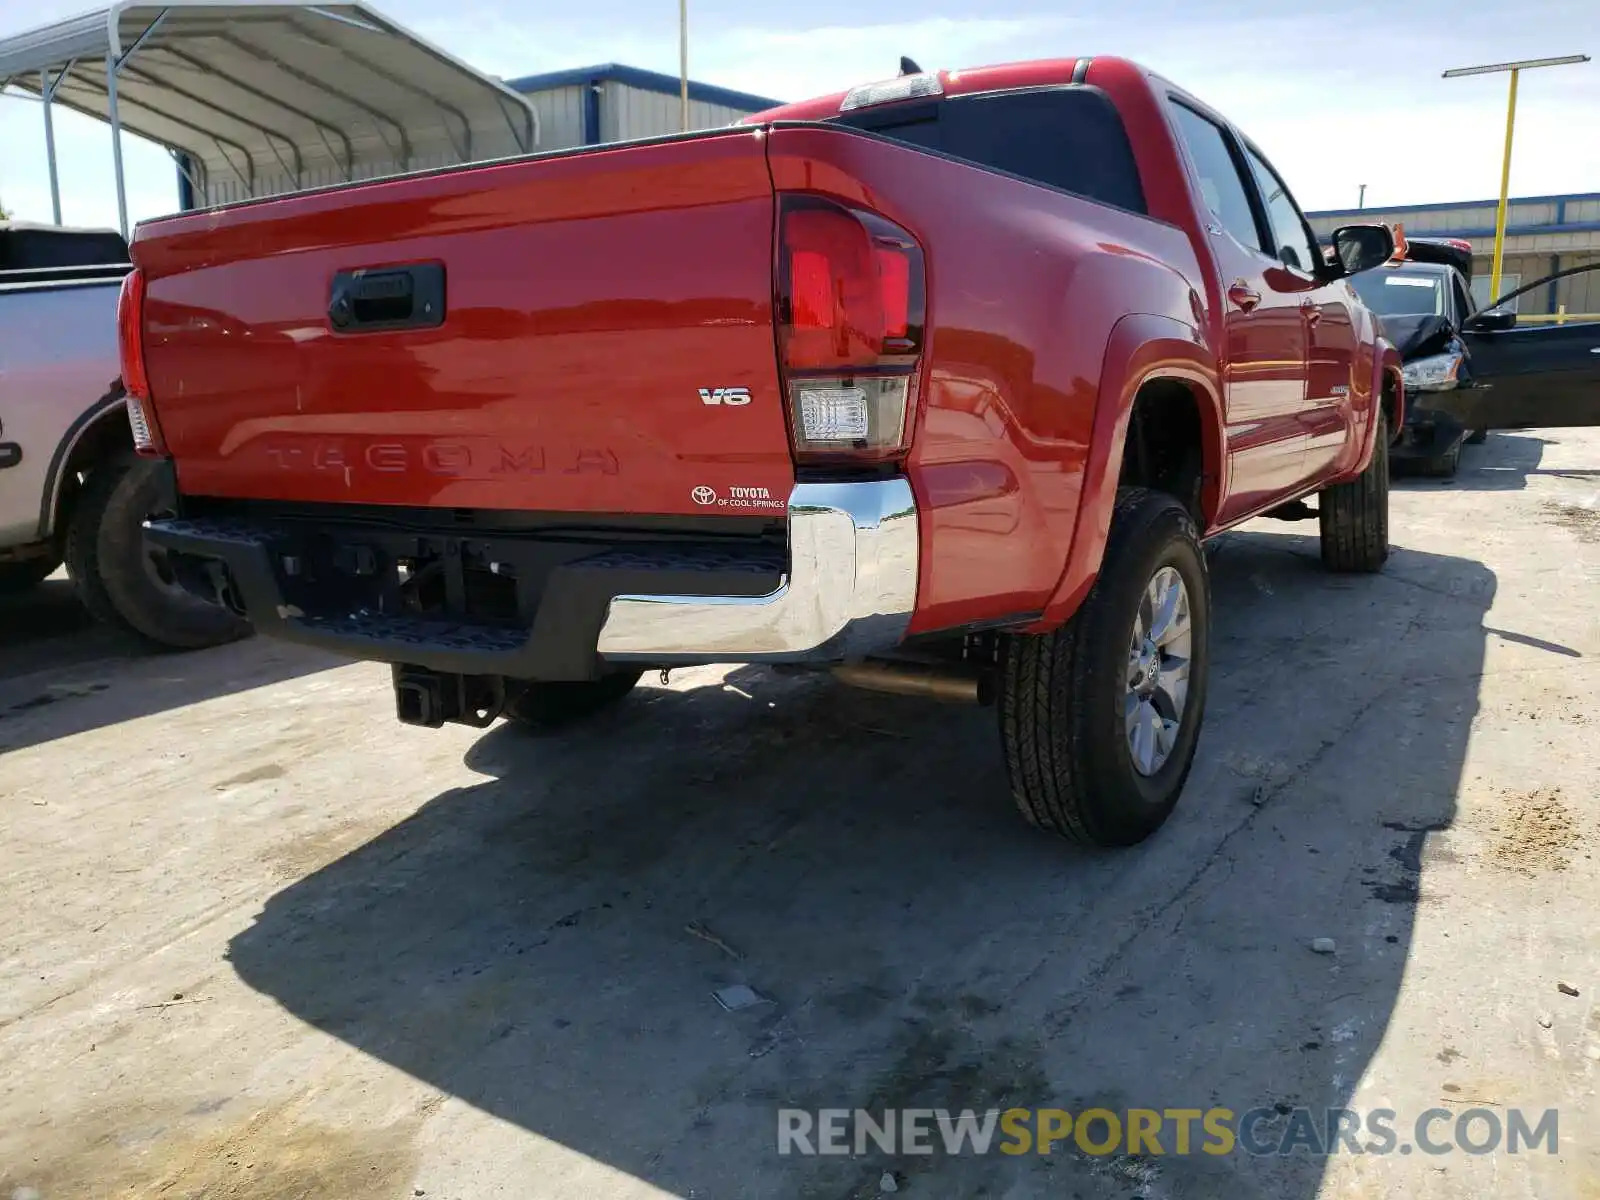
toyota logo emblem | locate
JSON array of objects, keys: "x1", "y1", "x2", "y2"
[{"x1": 691, "y1": 486, "x2": 717, "y2": 506}]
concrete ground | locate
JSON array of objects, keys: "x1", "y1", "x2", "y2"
[{"x1": 2, "y1": 428, "x2": 1598, "y2": 1200}]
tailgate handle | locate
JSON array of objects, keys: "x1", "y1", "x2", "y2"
[{"x1": 329, "y1": 264, "x2": 445, "y2": 332}]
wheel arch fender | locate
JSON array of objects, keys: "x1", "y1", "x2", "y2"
[
  {"x1": 1379, "y1": 337, "x2": 1405, "y2": 440},
  {"x1": 1340, "y1": 336, "x2": 1405, "y2": 481},
  {"x1": 1031, "y1": 313, "x2": 1223, "y2": 632},
  {"x1": 38, "y1": 382, "x2": 132, "y2": 542}
]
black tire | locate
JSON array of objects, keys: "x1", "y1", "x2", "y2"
[
  {"x1": 997, "y1": 487, "x2": 1210, "y2": 847},
  {"x1": 1420, "y1": 439, "x2": 1461, "y2": 479},
  {"x1": 504, "y1": 671, "x2": 643, "y2": 729},
  {"x1": 1466, "y1": 427, "x2": 1488, "y2": 445},
  {"x1": 0, "y1": 558, "x2": 59, "y2": 595},
  {"x1": 1319, "y1": 413, "x2": 1390, "y2": 573},
  {"x1": 64, "y1": 454, "x2": 249, "y2": 649}
]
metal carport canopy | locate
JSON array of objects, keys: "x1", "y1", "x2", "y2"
[{"x1": 0, "y1": 2, "x2": 540, "y2": 237}]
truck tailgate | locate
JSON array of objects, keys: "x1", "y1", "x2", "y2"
[{"x1": 133, "y1": 130, "x2": 792, "y2": 518}]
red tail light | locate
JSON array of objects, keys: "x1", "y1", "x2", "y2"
[
  {"x1": 116, "y1": 269, "x2": 148, "y2": 398},
  {"x1": 874, "y1": 247, "x2": 911, "y2": 340},
  {"x1": 777, "y1": 196, "x2": 925, "y2": 463},
  {"x1": 116, "y1": 268, "x2": 165, "y2": 456}
]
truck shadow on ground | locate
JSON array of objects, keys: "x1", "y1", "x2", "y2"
[
  {"x1": 0, "y1": 575, "x2": 122, "y2": 679},
  {"x1": 0, "y1": 580, "x2": 332, "y2": 753},
  {"x1": 230, "y1": 530, "x2": 1494, "y2": 1199}
]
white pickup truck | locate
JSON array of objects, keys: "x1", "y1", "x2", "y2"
[{"x1": 0, "y1": 222, "x2": 243, "y2": 648}]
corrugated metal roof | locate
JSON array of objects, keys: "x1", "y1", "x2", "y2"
[
  {"x1": 0, "y1": 8, "x2": 115, "y2": 74},
  {"x1": 1, "y1": 3, "x2": 540, "y2": 211}
]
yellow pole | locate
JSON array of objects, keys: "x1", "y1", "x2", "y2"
[
  {"x1": 679, "y1": 0, "x2": 690, "y2": 131},
  {"x1": 1489, "y1": 67, "x2": 1519, "y2": 301}
]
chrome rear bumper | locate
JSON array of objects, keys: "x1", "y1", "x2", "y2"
[{"x1": 596, "y1": 479, "x2": 918, "y2": 664}]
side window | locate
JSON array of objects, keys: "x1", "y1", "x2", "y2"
[
  {"x1": 1453, "y1": 275, "x2": 1475, "y2": 320},
  {"x1": 1168, "y1": 102, "x2": 1262, "y2": 251},
  {"x1": 1242, "y1": 146, "x2": 1319, "y2": 275}
]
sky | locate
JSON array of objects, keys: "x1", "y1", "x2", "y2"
[{"x1": 1, "y1": 0, "x2": 1597, "y2": 230}]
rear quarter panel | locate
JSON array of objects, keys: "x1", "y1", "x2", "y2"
[
  {"x1": 767, "y1": 127, "x2": 1207, "y2": 635},
  {"x1": 0, "y1": 283, "x2": 123, "y2": 545}
]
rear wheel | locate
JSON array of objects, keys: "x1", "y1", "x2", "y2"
[
  {"x1": 64, "y1": 454, "x2": 249, "y2": 649},
  {"x1": 1319, "y1": 414, "x2": 1390, "y2": 572},
  {"x1": 0, "y1": 558, "x2": 59, "y2": 595},
  {"x1": 504, "y1": 671, "x2": 643, "y2": 729},
  {"x1": 998, "y1": 488, "x2": 1210, "y2": 847}
]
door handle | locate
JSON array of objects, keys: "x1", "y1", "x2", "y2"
[
  {"x1": 1300, "y1": 298, "x2": 1322, "y2": 325},
  {"x1": 1227, "y1": 281, "x2": 1261, "y2": 312},
  {"x1": 328, "y1": 263, "x2": 446, "y2": 333}
]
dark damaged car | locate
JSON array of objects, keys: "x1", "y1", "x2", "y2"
[
  {"x1": 1345, "y1": 238, "x2": 1600, "y2": 476},
  {"x1": 1345, "y1": 238, "x2": 1478, "y2": 475}
]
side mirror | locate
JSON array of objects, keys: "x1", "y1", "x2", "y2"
[
  {"x1": 1329, "y1": 224, "x2": 1395, "y2": 277},
  {"x1": 1467, "y1": 307, "x2": 1517, "y2": 333}
]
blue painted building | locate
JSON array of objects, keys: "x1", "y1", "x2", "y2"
[
  {"x1": 504, "y1": 64, "x2": 780, "y2": 150},
  {"x1": 1308, "y1": 193, "x2": 1600, "y2": 315}
]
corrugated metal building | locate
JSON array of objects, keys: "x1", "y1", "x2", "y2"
[
  {"x1": 1307, "y1": 193, "x2": 1600, "y2": 316},
  {"x1": 502, "y1": 63, "x2": 779, "y2": 150}
]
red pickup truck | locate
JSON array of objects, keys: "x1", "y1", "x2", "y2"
[{"x1": 122, "y1": 56, "x2": 1402, "y2": 848}]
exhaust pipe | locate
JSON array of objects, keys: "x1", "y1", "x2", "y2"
[{"x1": 831, "y1": 660, "x2": 991, "y2": 705}]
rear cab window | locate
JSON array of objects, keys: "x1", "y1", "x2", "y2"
[
  {"x1": 1, "y1": 226, "x2": 130, "y2": 271},
  {"x1": 832, "y1": 86, "x2": 1147, "y2": 215}
]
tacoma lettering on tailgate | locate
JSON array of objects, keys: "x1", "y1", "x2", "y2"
[{"x1": 260, "y1": 440, "x2": 620, "y2": 478}]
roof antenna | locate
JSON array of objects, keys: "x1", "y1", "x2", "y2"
[{"x1": 899, "y1": 56, "x2": 923, "y2": 76}]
